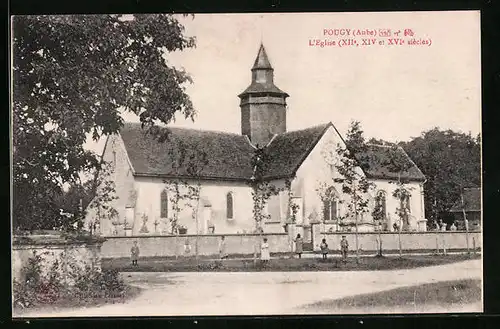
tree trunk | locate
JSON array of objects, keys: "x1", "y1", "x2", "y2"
[
  {"x1": 435, "y1": 232, "x2": 439, "y2": 254},
  {"x1": 195, "y1": 193, "x2": 200, "y2": 263},
  {"x1": 253, "y1": 221, "x2": 259, "y2": 265},
  {"x1": 354, "y1": 210, "x2": 359, "y2": 264},
  {"x1": 398, "y1": 221, "x2": 402, "y2": 257},
  {"x1": 461, "y1": 192, "x2": 470, "y2": 255},
  {"x1": 378, "y1": 229, "x2": 383, "y2": 256}
]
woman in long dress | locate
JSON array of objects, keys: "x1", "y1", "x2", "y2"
[
  {"x1": 261, "y1": 237, "x2": 270, "y2": 265},
  {"x1": 294, "y1": 234, "x2": 303, "y2": 259},
  {"x1": 219, "y1": 235, "x2": 228, "y2": 259}
]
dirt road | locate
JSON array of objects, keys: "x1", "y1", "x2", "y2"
[{"x1": 14, "y1": 259, "x2": 481, "y2": 317}]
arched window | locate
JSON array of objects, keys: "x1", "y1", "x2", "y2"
[
  {"x1": 375, "y1": 191, "x2": 387, "y2": 219},
  {"x1": 226, "y1": 192, "x2": 234, "y2": 219},
  {"x1": 160, "y1": 190, "x2": 168, "y2": 218},
  {"x1": 323, "y1": 199, "x2": 338, "y2": 221}
]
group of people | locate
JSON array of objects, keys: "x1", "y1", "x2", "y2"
[
  {"x1": 129, "y1": 234, "x2": 351, "y2": 266},
  {"x1": 432, "y1": 219, "x2": 458, "y2": 231},
  {"x1": 218, "y1": 234, "x2": 350, "y2": 263}
]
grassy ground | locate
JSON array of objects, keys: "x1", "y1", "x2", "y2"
[
  {"x1": 102, "y1": 253, "x2": 480, "y2": 272},
  {"x1": 13, "y1": 285, "x2": 143, "y2": 316},
  {"x1": 302, "y1": 279, "x2": 481, "y2": 313}
]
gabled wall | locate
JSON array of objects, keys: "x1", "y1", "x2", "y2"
[
  {"x1": 293, "y1": 125, "x2": 426, "y2": 232},
  {"x1": 84, "y1": 133, "x2": 136, "y2": 236}
]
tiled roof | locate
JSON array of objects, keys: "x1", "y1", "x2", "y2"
[
  {"x1": 449, "y1": 187, "x2": 481, "y2": 212},
  {"x1": 360, "y1": 144, "x2": 426, "y2": 182},
  {"x1": 118, "y1": 122, "x2": 425, "y2": 182},
  {"x1": 260, "y1": 123, "x2": 331, "y2": 179},
  {"x1": 119, "y1": 123, "x2": 255, "y2": 180},
  {"x1": 238, "y1": 82, "x2": 289, "y2": 97}
]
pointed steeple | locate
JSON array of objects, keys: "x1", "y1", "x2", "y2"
[
  {"x1": 238, "y1": 43, "x2": 289, "y2": 147},
  {"x1": 252, "y1": 43, "x2": 273, "y2": 70},
  {"x1": 238, "y1": 43, "x2": 288, "y2": 96}
]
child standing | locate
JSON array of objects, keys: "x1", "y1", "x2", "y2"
[
  {"x1": 340, "y1": 235, "x2": 349, "y2": 263},
  {"x1": 261, "y1": 237, "x2": 270, "y2": 265},
  {"x1": 320, "y1": 238, "x2": 329, "y2": 260},
  {"x1": 294, "y1": 234, "x2": 303, "y2": 259},
  {"x1": 219, "y1": 236, "x2": 228, "y2": 259},
  {"x1": 130, "y1": 241, "x2": 140, "y2": 266}
]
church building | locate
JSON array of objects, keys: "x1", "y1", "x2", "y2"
[{"x1": 85, "y1": 44, "x2": 428, "y2": 241}]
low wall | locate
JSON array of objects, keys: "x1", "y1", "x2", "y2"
[
  {"x1": 101, "y1": 233, "x2": 290, "y2": 258},
  {"x1": 100, "y1": 231, "x2": 482, "y2": 259},
  {"x1": 12, "y1": 233, "x2": 104, "y2": 285},
  {"x1": 315, "y1": 231, "x2": 482, "y2": 253}
]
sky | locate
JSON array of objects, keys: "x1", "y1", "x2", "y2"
[{"x1": 85, "y1": 11, "x2": 481, "y2": 155}]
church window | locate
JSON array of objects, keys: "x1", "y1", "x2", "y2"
[
  {"x1": 160, "y1": 190, "x2": 168, "y2": 218},
  {"x1": 226, "y1": 192, "x2": 234, "y2": 219},
  {"x1": 323, "y1": 199, "x2": 338, "y2": 221}
]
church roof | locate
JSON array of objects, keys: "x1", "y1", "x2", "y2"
[
  {"x1": 260, "y1": 123, "x2": 331, "y2": 179},
  {"x1": 252, "y1": 44, "x2": 273, "y2": 70},
  {"x1": 238, "y1": 82, "x2": 289, "y2": 97},
  {"x1": 119, "y1": 122, "x2": 255, "y2": 181},
  {"x1": 449, "y1": 187, "x2": 481, "y2": 212},
  {"x1": 117, "y1": 122, "x2": 425, "y2": 182},
  {"x1": 360, "y1": 144, "x2": 426, "y2": 182}
]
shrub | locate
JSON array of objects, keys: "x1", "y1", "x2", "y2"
[
  {"x1": 13, "y1": 250, "x2": 127, "y2": 309},
  {"x1": 196, "y1": 261, "x2": 224, "y2": 271}
]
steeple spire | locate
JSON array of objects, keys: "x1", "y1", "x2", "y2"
[
  {"x1": 252, "y1": 43, "x2": 273, "y2": 70},
  {"x1": 238, "y1": 43, "x2": 289, "y2": 147}
]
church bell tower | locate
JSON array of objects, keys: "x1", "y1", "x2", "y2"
[{"x1": 238, "y1": 44, "x2": 289, "y2": 147}]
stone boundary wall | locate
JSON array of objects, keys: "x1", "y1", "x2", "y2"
[
  {"x1": 100, "y1": 231, "x2": 481, "y2": 258},
  {"x1": 12, "y1": 233, "x2": 104, "y2": 285},
  {"x1": 101, "y1": 233, "x2": 291, "y2": 258},
  {"x1": 315, "y1": 231, "x2": 482, "y2": 253}
]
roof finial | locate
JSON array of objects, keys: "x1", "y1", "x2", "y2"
[{"x1": 260, "y1": 14, "x2": 264, "y2": 45}]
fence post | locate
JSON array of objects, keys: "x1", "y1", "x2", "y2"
[{"x1": 472, "y1": 237, "x2": 476, "y2": 255}]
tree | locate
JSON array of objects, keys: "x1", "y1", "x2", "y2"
[
  {"x1": 12, "y1": 14, "x2": 196, "y2": 230},
  {"x1": 334, "y1": 121, "x2": 374, "y2": 264},
  {"x1": 372, "y1": 191, "x2": 385, "y2": 256},
  {"x1": 367, "y1": 138, "x2": 391, "y2": 146},
  {"x1": 162, "y1": 137, "x2": 209, "y2": 259},
  {"x1": 247, "y1": 145, "x2": 289, "y2": 264},
  {"x1": 84, "y1": 164, "x2": 119, "y2": 235},
  {"x1": 381, "y1": 144, "x2": 416, "y2": 257},
  {"x1": 399, "y1": 128, "x2": 481, "y2": 225}
]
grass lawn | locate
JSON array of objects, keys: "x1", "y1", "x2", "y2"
[
  {"x1": 302, "y1": 279, "x2": 482, "y2": 313},
  {"x1": 13, "y1": 285, "x2": 143, "y2": 316},
  {"x1": 102, "y1": 253, "x2": 480, "y2": 272}
]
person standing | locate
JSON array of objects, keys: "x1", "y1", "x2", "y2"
[
  {"x1": 340, "y1": 235, "x2": 349, "y2": 263},
  {"x1": 439, "y1": 219, "x2": 447, "y2": 231},
  {"x1": 294, "y1": 234, "x2": 303, "y2": 259},
  {"x1": 219, "y1": 236, "x2": 228, "y2": 259},
  {"x1": 130, "y1": 241, "x2": 140, "y2": 266},
  {"x1": 260, "y1": 237, "x2": 270, "y2": 265},
  {"x1": 450, "y1": 222, "x2": 458, "y2": 231},
  {"x1": 320, "y1": 238, "x2": 329, "y2": 260}
]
